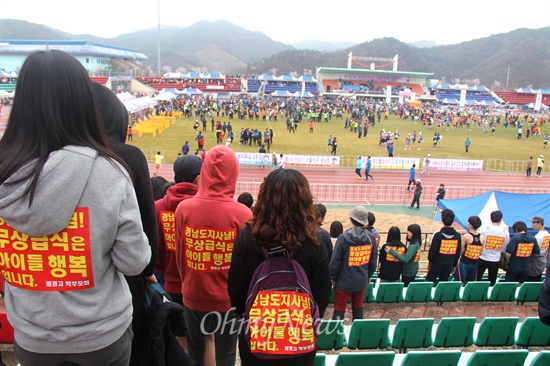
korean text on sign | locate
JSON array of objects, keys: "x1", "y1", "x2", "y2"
[
  {"x1": 348, "y1": 244, "x2": 373, "y2": 267},
  {"x1": 160, "y1": 211, "x2": 175, "y2": 251},
  {"x1": 386, "y1": 246, "x2": 405, "y2": 262},
  {"x1": 439, "y1": 239, "x2": 459, "y2": 255},
  {"x1": 485, "y1": 235, "x2": 505, "y2": 250},
  {"x1": 249, "y1": 290, "x2": 315, "y2": 355},
  {"x1": 0, "y1": 208, "x2": 94, "y2": 291},
  {"x1": 184, "y1": 226, "x2": 236, "y2": 272},
  {"x1": 516, "y1": 243, "x2": 534, "y2": 258},
  {"x1": 464, "y1": 244, "x2": 482, "y2": 260}
]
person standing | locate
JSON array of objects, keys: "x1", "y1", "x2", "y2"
[
  {"x1": 537, "y1": 154, "x2": 545, "y2": 177},
  {"x1": 407, "y1": 164, "x2": 416, "y2": 191},
  {"x1": 505, "y1": 221, "x2": 540, "y2": 284},
  {"x1": 464, "y1": 137, "x2": 471, "y2": 153},
  {"x1": 182, "y1": 141, "x2": 190, "y2": 155},
  {"x1": 331, "y1": 137, "x2": 338, "y2": 156},
  {"x1": 315, "y1": 203, "x2": 333, "y2": 260},
  {"x1": 386, "y1": 224, "x2": 422, "y2": 286},
  {"x1": 154, "y1": 150, "x2": 164, "y2": 176},
  {"x1": 387, "y1": 141, "x2": 394, "y2": 157},
  {"x1": 228, "y1": 169, "x2": 330, "y2": 366},
  {"x1": 477, "y1": 210, "x2": 510, "y2": 285},
  {"x1": 364, "y1": 155, "x2": 374, "y2": 180},
  {"x1": 455, "y1": 216, "x2": 485, "y2": 284},
  {"x1": 379, "y1": 227, "x2": 407, "y2": 282},
  {"x1": 330, "y1": 206, "x2": 377, "y2": 321},
  {"x1": 528, "y1": 216, "x2": 550, "y2": 282},
  {"x1": 327, "y1": 135, "x2": 333, "y2": 152},
  {"x1": 355, "y1": 156, "x2": 363, "y2": 180},
  {"x1": 175, "y1": 145, "x2": 252, "y2": 366},
  {"x1": 526, "y1": 156, "x2": 533, "y2": 177},
  {"x1": 409, "y1": 179, "x2": 423, "y2": 210},
  {"x1": 426, "y1": 209, "x2": 462, "y2": 282},
  {"x1": 277, "y1": 153, "x2": 286, "y2": 169},
  {"x1": 0, "y1": 49, "x2": 151, "y2": 365},
  {"x1": 434, "y1": 183, "x2": 446, "y2": 213},
  {"x1": 420, "y1": 154, "x2": 431, "y2": 176},
  {"x1": 127, "y1": 125, "x2": 133, "y2": 141}
]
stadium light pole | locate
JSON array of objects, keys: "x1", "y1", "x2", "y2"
[{"x1": 157, "y1": 0, "x2": 161, "y2": 76}]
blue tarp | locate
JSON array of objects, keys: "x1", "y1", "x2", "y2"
[{"x1": 437, "y1": 190, "x2": 550, "y2": 233}]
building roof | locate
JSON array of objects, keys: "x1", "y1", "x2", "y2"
[
  {"x1": 0, "y1": 39, "x2": 147, "y2": 61},
  {"x1": 316, "y1": 67, "x2": 433, "y2": 78}
]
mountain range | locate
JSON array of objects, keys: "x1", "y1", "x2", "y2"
[{"x1": 1, "y1": 19, "x2": 549, "y2": 88}]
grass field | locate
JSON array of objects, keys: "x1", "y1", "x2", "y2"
[{"x1": 129, "y1": 110, "x2": 550, "y2": 169}]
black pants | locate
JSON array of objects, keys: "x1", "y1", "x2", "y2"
[
  {"x1": 476, "y1": 259, "x2": 500, "y2": 285},
  {"x1": 410, "y1": 195, "x2": 420, "y2": 208},
  {"x1": 426, "y1": 263, "x2": 452, "y2": 282}
]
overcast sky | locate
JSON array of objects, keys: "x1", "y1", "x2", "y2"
[{"x1": 2, "y1": 0, "x2": 549, "y2": 45}]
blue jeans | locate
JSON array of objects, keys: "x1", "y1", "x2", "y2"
[{"x1": 455, "y1": 262, "x2": 478, "y2": 284}]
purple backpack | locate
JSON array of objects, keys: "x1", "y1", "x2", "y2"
[{"x1": 244, "y1": 245, "x2": 319, "y2": 359}]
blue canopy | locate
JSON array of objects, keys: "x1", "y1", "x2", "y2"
[
  {"x1": 185, "y1": 72, "x2": 203, "y2": 78},
  {"x1": 258, "y1": 74, "x2": 278, "y2": 80},
  {"x1": 297, "y1": 75, "x2": 317, "y2": 82},
  {"x1": 437, "y1": 190, "x2": 550, "y2": 233},
  {"x1": 278, "y1": 75, "x2": 297, "y2": 82}
]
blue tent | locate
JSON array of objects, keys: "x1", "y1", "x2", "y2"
[
  {"x1": 437, "y1": 190, "x2": 550, "y2": 233},
  {"x1": 297, "y1": 75, "x2": 317, "y2": 82}
]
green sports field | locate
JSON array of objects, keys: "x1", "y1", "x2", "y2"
[{"x1": 129, "y1": 111, "x2": 550, "y2": 169}]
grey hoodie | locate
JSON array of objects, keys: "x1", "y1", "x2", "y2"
[{"x1": 0, "y1": 146, "x2": 150, "y2": 354}]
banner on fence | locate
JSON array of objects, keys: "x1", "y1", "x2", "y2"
[
  {"x1": 235, "y1": 153, "x2": 341, "y2": 167},
  {"x1": 367, "y1": 157, "x2": 420, "y2": 170},
  {"x1": 428, "y1": 158, "x2": 483, "y2": 172}
]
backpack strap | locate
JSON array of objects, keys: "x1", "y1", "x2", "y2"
[{"x1": 260, "y1": 245, "x2": 296, "y2": 260}]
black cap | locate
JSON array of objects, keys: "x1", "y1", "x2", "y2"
[{"x1": 173, "y1": 155, "x2": 202, "y2": 183}]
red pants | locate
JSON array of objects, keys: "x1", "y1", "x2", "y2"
[{"x1": 333, "y1": 287, "x2": 365, "y2": 311}]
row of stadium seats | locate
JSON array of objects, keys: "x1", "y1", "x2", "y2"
[
  {"x1": 315, "y1": 349, "x2": 549, "y2": 366},
  {"x1": 317, "y1": 316, "x2": 549, "y2": 351},
  {"x1": 330, "y1": 280, "x2": 543, "y2": 305}
]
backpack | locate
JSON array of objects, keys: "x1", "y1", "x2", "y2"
[{"x1": 244, "y1": 245, "x2": 319, "y2": 359}]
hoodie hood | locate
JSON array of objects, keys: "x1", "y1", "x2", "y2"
[
  {"x1": 196, "y1": 145, "x2": 239, "y2": 200},
  {"x1": 343, "y1": 226, "x2": 372, "y2": 246},
  {"x1": 0, "y1": 146, "x2": 99, "y2": 236},
  {"x1": 162, "y1": 182, "x2": 199, "y2": 211}
]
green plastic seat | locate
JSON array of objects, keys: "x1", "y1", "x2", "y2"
[
  {"x1": 404, "y1": 281, "x2": 433, "y2": 302},
  {"x1": 489, "y1": 282, "x2": 518, "y2": 302},
  {"x1": 474, "y1": 316, "x2": 519, "y2": 346},
  {"x1": 390, "y1": 318, "x2": 434, "y2": 352},
  {"x1": 317, "y1": 320, "x2": 345, "y2": 350},
  {"x1": 364, "y1": 282, "x2": 375, "y2": 303},
  {"x1": 516, "y1": 282, "x2": 543, "y2": 305},
  {"x1": 432, "y1": 281, "x2": 461, "y2": 305},
  {"x1": 465, "y1": 349, "x2": 528, "y2": 366},
  {"x1": 313, "y1": 353, "x2": 326, "y2": 366},
  {"x1": 375, "y1": 282, "x2": 404, "y2": 303},
  {"x1": 461, "y1": 281, "x2": 490, "y2": 302},
  {"x1": 433, "y1": 316, "x2": 476, "y2": 347},
  {"x1": 334, "y1": 351, "x2": 395, "y2": 366},
  {"x1": 347, "y1": 318, "x2": 390, "y2": 349},
  {"x1": 530, "y1": 351, "x2": 550, "y2": 366},
  {"x1": 401, "y1": 350, "x2": 462, "y2": 366},
  {"x1": 515, "y1": 317, "x2": 550, "y2": 347}
]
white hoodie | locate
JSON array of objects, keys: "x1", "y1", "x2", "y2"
[{"x1": 0, "y1": 146, "x2": 150, "y2": 354}]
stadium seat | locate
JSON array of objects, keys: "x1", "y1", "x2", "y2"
[
  {"x1": 465, "y1": 349, "x2": 528, "y2": 366},
  {"x1": 515, "y1": 317, "x2": 550, "y2": 347},
  {"x1": 317, "y1": 320, "x2": 345, "y2": 350},
  {"x1": 403, "y1": 281, "x2": 433, "y2": 302},
  {"x1": 474, "y1": 316, "x2": 519, "y2": 346},
  {"x1": 375, "y1": 282, "x2": 404, "y2": 303},
  {"x1": 432, "y1": 316, "x2": 476, "y2": 347},
  {"x1": 313, "y1": 353, "x2": 326, "y2": 366},
  {"x1": 529, "y1": 351, "x2": 550, "y2": 366},
  {"x1": 390, "y1": 318, "x2": 434, "y2": 352},
  {"x1": 516, "y1": 282, "x2": 543, "y2": 305},
  {"x1": 364, "y1": 282, "x2": 375, "y2": 303},
  {"x1": 488, "y1": 281, "x2": 518, "y2": 302},
  {"x1": 334, "y1": 351, "x2": 395, "y2": 366},
  {"x1": 0, "y1": 311, "x2": 14, "y2": 344},
  {"x1": 431, "y1": 281, "x2": 461, "y2": 305},
  {"x1": 461, "y1": 281, "x2": 490, "y2": 302},
  {"x1": 401, "y1": 350, "x2": 462, "y2": 366},
  {"x1": 347, "y1": 318, "x2": 390, "y2": 349}
]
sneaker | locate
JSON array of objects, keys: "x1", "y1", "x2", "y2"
[
  {"x1": 415, "y1": 207, "x2": 420, "y2": 210},
  {"x1": 357, "y1": 176, "x2": 362, "y2": 180}
]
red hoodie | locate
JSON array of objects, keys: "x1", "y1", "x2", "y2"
[
  {"x1": 155, "y1": 182, "x2": 198, "y2": 295},
  {"x1": 175, "y1": 146, "x2": 252, "y2": 312}
]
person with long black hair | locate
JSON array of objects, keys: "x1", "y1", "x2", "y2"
[
  {"x1": 0, "y1": 50, "x2": 150, "y2": 365},
  {"x1": 386, "y1": 224, "x2": 423, "y2": 286}
]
